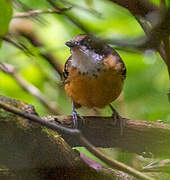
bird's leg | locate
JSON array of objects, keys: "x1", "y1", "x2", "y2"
[
  {"x1": 71, "y1": 102, "x2": 84, "y2": 128},
  {"x1": 72, "y1": 102, "x2": 78, "y2": 128},
  {"x1": 109, "y1": 104, "x2": 125, "y2": 135}
]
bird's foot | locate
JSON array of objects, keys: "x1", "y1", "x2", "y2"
[
  {"x1": 72, "y1": 110, "x2": 78, "y2": 128},
  {"x1": 109, "y1": 104, "x2": 125, "y2": 135},
  {"x1": 72, "y1": 101, "x2": 85, "y2": 128},
  {"x1": 72, "y1": 110, "x2": 84, "y2": 129}
]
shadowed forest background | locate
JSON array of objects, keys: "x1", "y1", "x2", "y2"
[{"x1": 0, "y1": 0, "x2": 170, "y2": 179}]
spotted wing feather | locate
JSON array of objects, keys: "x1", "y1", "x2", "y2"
[
  {"x1": 63, "y1": 55, "x2": 72, "y2": 82},
  {"x1": 110, "y1": 48, "x2": 126, "y2": 79}
]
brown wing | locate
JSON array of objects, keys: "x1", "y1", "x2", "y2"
[
  {"x1": 63, "y1": 56, "x2": 82, "y2": 108},
  {"x1": 109, "y1": 47, "x2": 126, "y2": 79},
  {"x1": 120, "y1": 61, "x2": 126, "y2": 78},
  {"x1": 63, "y1": 55, "x2": 72, "y2": 82}
]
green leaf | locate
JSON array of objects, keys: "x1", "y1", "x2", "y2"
[{"x1": 0, "y1": 0, "x2": 13, "y2": 47}]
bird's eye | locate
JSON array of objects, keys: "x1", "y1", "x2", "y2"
[{"x1": 75, "y1": 41, "x2": 79, "y2": 45}]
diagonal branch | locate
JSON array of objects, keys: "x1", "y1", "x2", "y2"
[
  {"x1": 9, "y1": 18, "x2": 63, "y2": 77},
  {"x1": 13, "y1": 8, "x2": 72, "y2": 18},
  {"x1": 0, "y1": 63, "x2": 61, "y2": 114},
  {"x1": 46, "y1": 0, "x2": 90, "y2": 33},
  {"x1": 109, "y1": 0, "x2": 158, "y2": 18}
]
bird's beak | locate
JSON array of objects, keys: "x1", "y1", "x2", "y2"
[{"x1": 65, "y1": 41, "x2": 78, "y2": 48}]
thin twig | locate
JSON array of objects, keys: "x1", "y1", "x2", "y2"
[
  {"x1": 3, "y1": 33, "x2": 63, "y2": 78},
  {"x1": 61, "y1": 0, "x2": 102, "y2": 18},
  {"x1": 13, "y1": 9, "x2": 71, "y2": 18},
  {"x1": 46, "y1": 0, "x2": 90, "y2": 33},
  {"x1": 0, "y1": 63, "x2": 60, "y2": 114},
  {"x1": 2, "y1": 37, "x2": 33, "y2": 55},
  {"x1": 0, "y1": 101, "x2": 153, "y2": 180},
  {"x1": 79, "y1": 135, "x2": 153, "y2": 180},
  {"x1": 9, "y1": 17, "x2": 63, "y2": 77}
]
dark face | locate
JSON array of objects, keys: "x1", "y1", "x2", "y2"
[{"x1": 66, "y1": 34, "x2": 110, "y2": 56}]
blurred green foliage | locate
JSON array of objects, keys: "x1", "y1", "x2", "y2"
[
  {"x1": 0, "y1": 0, "x2": 169, "y2": 177},
  {"x1": 0, "y1": 0, "x2": 13, "y2": 47},
  {"x1": 0, "y1": 0, "x2": 169, "y2": 120}
]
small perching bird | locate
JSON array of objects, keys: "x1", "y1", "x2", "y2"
[{"x1": 64, "y1": 34, "x2": 126, "y2": 132}]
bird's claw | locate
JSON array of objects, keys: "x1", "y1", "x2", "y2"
[
  {"x1": 72, "y1": 110, "x2": 84, "y2": 128},
  {"x1": 109, "y1": 104, "x2": 125, "y2": 135}
]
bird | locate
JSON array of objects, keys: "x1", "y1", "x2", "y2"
[{"x1": 63, "y1": 34, "x2": 126, "y2": 133}]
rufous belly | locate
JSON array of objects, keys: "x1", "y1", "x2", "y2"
[{"x1": 65, "y1": 67, "x2": 124, "y2": 108}]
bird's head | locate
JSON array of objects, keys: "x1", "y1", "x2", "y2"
[
  {"x1": 65, "y1": 34, "x2": 108, "y2": 57},
  {"x1": 65, "y1": 34, "x2": 111, "y2": 74}
]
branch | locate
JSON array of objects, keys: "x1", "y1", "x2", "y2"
[
  {"x1": 13, "y1": 9, "x2": 72, "y2": 18},
  {"x1": 2, "y1": 36, "x2": 33, "y2": 55},
  {"x1": 52, "y1": 116, "x2": 170, "y2": 158},
  {"x1": 0, "y1": 95, "x2": 153, "y2": 180},
  {"x1": 107, "y1": 2, "x2": 170, "y2": 83},
  {"x1": 0, "y1": 63, "x2": 61, "y2": 114},
  {"x1": 107, "y1": 8, "x2": 170, "y2": 51},
  {"x1": 109, "y1": 0, "x2": 158, "y2": 18},
  {"x1": 0, "y1": 96, "x2": 123, "y2": 180},
  {"x1": 61, "y1": 0, "x2": 102, "y2": 18},
  {"x1": 46, "y1": 0, "x2": 90, "y2": 33},
  {"x1": 9, "y1": 18, "x2": 63, "y2": 77}
]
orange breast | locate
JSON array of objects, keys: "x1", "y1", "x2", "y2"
[{"x1": 64, "y1": 66, "x2": 125, "y2": 109}]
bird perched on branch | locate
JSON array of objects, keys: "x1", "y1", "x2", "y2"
[{"x1": 64, "y1": 34, "x2": 126, "y2": 133}]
